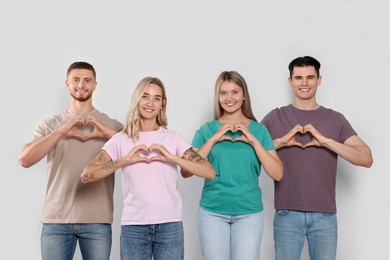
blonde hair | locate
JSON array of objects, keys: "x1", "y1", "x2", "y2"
[
  {"x1": 213, "y1": 71, "x2": 257, "y2": 121},
  {"x1": 123, "y1": 77, "x2": 168, "y2": 140}
]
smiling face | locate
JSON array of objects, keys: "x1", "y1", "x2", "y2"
[
  {"x1": 218, "y1": 81, "x2": 244, "y2": 115},
  {"x1": 138, "y1": 83, "x2": 165, "y2": 121},
  {"x1": 289, "y1": 66, "x2": 322, "y2": 102},
  {"x1": 66, "y1": 69, "x2": 96, "y2": 102}
]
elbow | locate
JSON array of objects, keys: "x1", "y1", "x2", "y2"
[
  {"x1": 273, "y1": 165, "x2": 284, "y2": 182},
  {"x1": 207, "y1": 169, "x2": 216, "y2": 180},
  {"x1": 355, "y1": 152, "x2": 374, "y2": 168},
  {"x1": 18, "y1": 155, "x2": 32, "y2": 168},
  {"x1": 273, "y1": 171, "x2": 283, "y2": 182},
  {"x1": 361, "y1": 157, "x2": 373, "y2": 168}
]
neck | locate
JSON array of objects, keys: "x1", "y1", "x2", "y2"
[
  {"x1": 219, "y1": 110, "x2": 249, "y2": 125},
  {"x1": 139, "y1": 119, "x2": 159, "y2": 132},
  {"x1": 293, "y1": 98, "x2": 320, "y2": 111},
  {"x1": 66, "y1": 99, "x2": 94, "y2": 114}
]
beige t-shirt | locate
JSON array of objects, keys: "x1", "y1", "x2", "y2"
[{"x1": 32, "y1": 109, "x2": 123, "y2": 224}]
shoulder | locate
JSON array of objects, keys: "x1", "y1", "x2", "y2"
[
  {"x1": 199, "y1": 119, "x2": 219, "y2": 131},
  {"x1": 92, "y1": 109, "x2": 123, "y2": 129},
  {"x1": 319, "y1": 106, "x2": 348, "y2": 120},
  {"x1": 249, "y1": 121, "x2": 271, "y2": 137}
]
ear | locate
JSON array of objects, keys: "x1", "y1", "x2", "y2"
[
  {"x1": 288, "y1": 77, "x2": 293, "y2": 88},
  {"x1": 93, "y1": 81, "x2": 97, "y2": 91},
  {"x1": 317, "y1": 76, "x2": 322, "y2": 87},
  {"x1": 65, "y1": 80, "x2": 70, "y2": 89},
  {"x1": 162, "y1": 99, "x2": 167, "y2": 108}
]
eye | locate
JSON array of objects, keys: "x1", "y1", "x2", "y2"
[
  {"x1": 72, "y1": 78, "x2": 80, "y2": 83},
  {"x1": 219, "y1": 91, "x2": 226, "y2": 96},
  {"x1": 141, "y1": 95, "x2": 148, "y2": 99},
  {"x1": 154, "y1": 97, "x2": 161, "y2": 101},
  {"x1": 85, "y1": 79, "x2": 92, "y2": 83},
  {"x1": 232, "y1": 90, "x2": 239, "y2": 95}
]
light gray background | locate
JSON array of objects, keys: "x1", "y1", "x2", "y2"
[{"x1": 0, "y1": 0, "x2": 388, "y2": 259}]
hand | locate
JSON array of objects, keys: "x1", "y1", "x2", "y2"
[
  {"x1": 301, "y1": 124, "x2": 328, "y2": 148},
  {"x1": 148, "y1": 144, "x2": 176, "y2": 163},
  {"x1": 124, "y1": 144, "x2": 151, "y2": 164},
  {"x1": 278, "y1": 124, "x2": 305, "y2": 148},
  {"x1": 231, "y1": 123, "x2": 254, "y2": 144},
  {"x1": 212, "y1": 123, "x2": 235, "y2": 143},
  {"x1": 84, "y1": 115, "x2": 116, "y2": 140},
  {"x1": 58, "y1": 114, "x2": 89, "y2": 141}
]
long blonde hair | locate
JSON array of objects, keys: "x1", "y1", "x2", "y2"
[
  {"x1": 123, "y1": 77, "x2": 168, "y2": 140},
  {"x1": 213, "y1": 71, "x2": 257, "y2": 121}
]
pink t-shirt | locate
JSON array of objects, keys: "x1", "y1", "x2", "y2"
[{"x1": 103, "y1": 127, "x2": 191, "y2": 225}]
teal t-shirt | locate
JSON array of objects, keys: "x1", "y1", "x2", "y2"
[{"x1": 192, "y1": 119, "x2": 275, "y2": 215}]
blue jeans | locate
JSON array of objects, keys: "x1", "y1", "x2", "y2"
[
  {"x1": 41, "y1": 223, "x2": 112, "y2": 260},
  {"x1": 120, "y1": 222, "x2": 184, "y2": 260},
  {"x1": 274, "y1": 210, "x2": 337, "y2": 260},
  {"x1": 197, "y1": 207, "x2": 264, "y2": 260}
]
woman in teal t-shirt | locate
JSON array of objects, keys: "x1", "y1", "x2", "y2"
[{"x1": 182, "y1": 71, "x2": 283, "y2": 260}]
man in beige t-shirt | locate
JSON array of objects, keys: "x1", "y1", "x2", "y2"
[{"x1": 19, "y1": 61, "x2": 123, "y2": 260}]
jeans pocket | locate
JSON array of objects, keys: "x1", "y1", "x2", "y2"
[{"x1": 275, "y1": 209, "x2": 290, "y2": 216}]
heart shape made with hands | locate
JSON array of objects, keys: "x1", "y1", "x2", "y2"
[
  {"x1": 76, "y1": 121, "x2": 95, "y2": 136},
  {"x1": 295, "y1": 131, "x2": 313, "y2": 146},
  {"x1": 223, "y1": 129, "x2": 246, "y2": 142},
  {"x1": 138, "y1": 149, "x2": 160, "y2": 160}
]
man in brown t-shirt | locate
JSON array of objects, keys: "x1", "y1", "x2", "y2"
[{"x1": 19, "y1": 61, "x2": 123, "y2": 260}]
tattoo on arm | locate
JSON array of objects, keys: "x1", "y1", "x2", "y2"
[
  {"x1": 97, "y1": 152, "x2": 121, "y2": 172},
  {"x1": 184, "y1": 148, "x2": 206, "y2": 162}
]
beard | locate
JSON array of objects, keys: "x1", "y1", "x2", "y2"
[{"x1": 70, "y1": 91, "x2": 93, "y2": 102}]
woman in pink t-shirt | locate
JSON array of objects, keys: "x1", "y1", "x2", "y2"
[{"x1": 81, "y1": 77, "x2": 215, "y2": 260}]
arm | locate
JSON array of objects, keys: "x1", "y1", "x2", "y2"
[
  {"x1": 235, "y1": 123, "x2": 283, "y2": 181},
  {"x1": 303, "y1": 124, "x2": 373, "y2": 168},
  {"x1": 180, "y1": 148, "x2": 215, "y2": 179},
  {"x1": 321, "y1": 135, "x2": 373, "y2": 168},
  {"x1": 148, "y1": 144, "x2": 215, "y2": 180},
  {"x1": 251, "y1": 141, "x2": 284, "y2": 181},
  {"x1": 18, "y1": 114, "x2": 86, "y2": 168},
  {"x1": 81, "y1": 144, "x2": 150, "y2": 183}
]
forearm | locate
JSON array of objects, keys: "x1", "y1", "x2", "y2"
[
  {"x1": 196, "y1": 138, "x2": 216, "y2": 158},
  {"x1": 252, "y1": 142, "x2": 283, "y2": 181},
  {"x1": 18, "y1": 130, "x2": 65, "y2": 168},
  {"x1": 272, "y1": 138, "x2": 285, "y2": 150},
  {"x1": 323, "y1": 138, "x2": 373, "y2": 167},
  {"x1": 174, "y1": 156, "x2": 215, "y2": 180},
  {"x1": 81, "y1": 151, "x2": 125, "y2": 183}
]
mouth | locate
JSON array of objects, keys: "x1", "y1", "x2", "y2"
[
  {"x1": 143, "y1": 107, "x2": 155, "y2": 113},
  {"x1": 76, "y1": 89, "x2": 88, "y2": 94},
  {"x1": 225, "y1": 101, "x2": 236, "y2": 107},
  {"x1": 299, "y1": 87, "x2": 311, "y2": 92}
]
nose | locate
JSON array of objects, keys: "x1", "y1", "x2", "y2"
[{"x1": 146, "y1": 97, "x2": 153, "y2": 106}]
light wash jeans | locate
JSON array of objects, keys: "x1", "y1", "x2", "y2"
[
  {"x1": 120, "y1": 221, "x2": 184, "y2": 260},
  {"x1": 197, "y1": 207, "x2": 264, "y2": 260},
  {"x1": 41, "y1": 223, "x2": 112, "y2": 260},
  {"x1": 274, "y1": 210, "x2": 337, "y2": 260}
]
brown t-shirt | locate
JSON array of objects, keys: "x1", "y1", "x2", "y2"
[
  {"x1": 32, "y1": 109, "x2": 123, "y2": 223},
  {"x1": 261, "y1": 105, "x2": 357, "y2": 213}
]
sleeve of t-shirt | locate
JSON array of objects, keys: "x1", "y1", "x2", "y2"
[
  {"x1": 338, "y1": 113, "x2": 357, "y2": 143},
  {"x1": 260, "y1": 110, "x2": 275, "y2": 130},
  {"x1": 102, "y1": 133, "x2": 121, "y2": 161},
  {"x1": 174, "y1": 132, "x2": 192, "y2": 158},
  {"x1": 191, "y1": 129, "x2": 206, "y2": 149},
  {"x1": 260, "y1": 125, "x2": 275, "y2": 151}
]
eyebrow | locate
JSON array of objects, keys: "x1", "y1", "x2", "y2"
[{"x1": 143, "y1": 92, "x2": 163, "y2": 98}]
